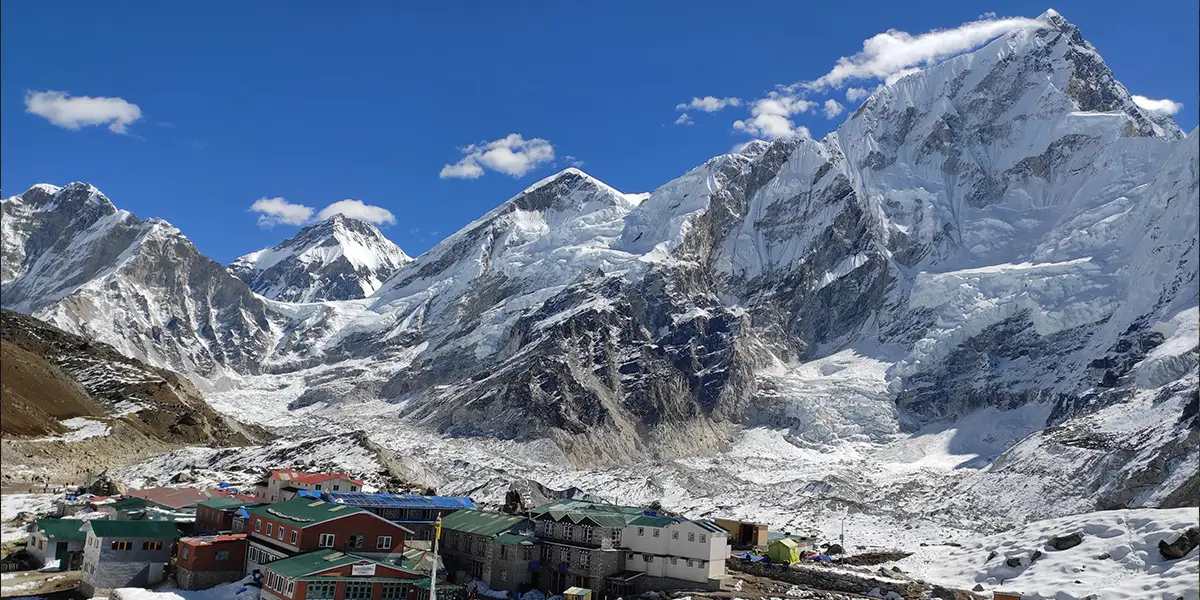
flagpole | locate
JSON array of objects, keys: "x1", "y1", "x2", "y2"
[{"x1": 431, "y1": 515, "x2": 441, "y2": 600}]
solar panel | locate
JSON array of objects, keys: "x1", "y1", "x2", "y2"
[{"x1": 327, "y1": 492, "x2": 474, "y2": 510}]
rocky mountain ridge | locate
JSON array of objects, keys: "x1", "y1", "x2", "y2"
[
  {"x1": 229, "y1": 213, "x2": 412, "y2": 302},
  {"x1": 2, "y1": 9, "x2": 1196, "y2": 521}
]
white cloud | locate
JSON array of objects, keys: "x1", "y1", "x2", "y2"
[
  {"x1": 440, "y1": 134, "x2": 555, "y2": 179},
  {"x1": 733, "y1": 92, "x2": 815, "y2": 140},
  {"x1": 846, "y1": 87, "x2": 871, "y2": 102},
  {"x1": 317, "y1": 199, "x2": 396, "y2": 225},
  {"x1": 806, "y1": 16, "x2": 1046, "y2": 89},
  {"x1": 24, "y1": 90, "x2": 142, "y2": 134},
  {"x1": 675, "y1": 96, "x2": 742, "y2": 113},
  {"x1": 675, "y1": 113, "x2": 694, "y2": 126},
  {"x1": 1131, "y1": 95, "x2": 1183, "y2": 116},
  {"x1": 564, "y1": 155, "x2": 585, "y2": 168},
  {"x1": 822, "y1": 99, "x2": 845, "y2": 119},
  {"x1": 250, "y1": 197, "x2": 314, "y2": 228}
]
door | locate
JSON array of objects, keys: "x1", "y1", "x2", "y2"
[{"x1": 67, "y1": 551, "x2": 84, "y2": 571}]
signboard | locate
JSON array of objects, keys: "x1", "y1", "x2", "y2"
[{"x1": 351, "y1": 564, "x2": 377, "y2": 576}]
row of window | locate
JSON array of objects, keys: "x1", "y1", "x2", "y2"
[
  {"x1": 537, "y1": 521, "x2": 600, "y2": 543},
  {"x1": 630, "y1": 553, "x2": 707, "y2": 567},
  {"x1": 253, "y1": 518, "x2": 392, "y2": 550},
  {"x1": 248, "y1": 545, "x2": 285, "y2": 565},
  {"x1": 540, "y1": 545, "x2": 591, "y2": 567},
  {"x1": 635, "y1": 528, "x2": 706, "y2": 543},
  {"x1": 305, "y1": 581, "x2": 403, "y2": 600},
  {"x1": 106, "y1": 540, "x2": 162, "y2": 551},
  {"x1": 498, "y1": 544, "x2": 535, "y2": 561},
  {"x1": 265, "y1": 570, "x2": 295, "y2": 597}
]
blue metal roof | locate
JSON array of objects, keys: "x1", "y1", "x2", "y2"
[{"x1": 328, "y1": 492, "x2": 475, "y2": 510}]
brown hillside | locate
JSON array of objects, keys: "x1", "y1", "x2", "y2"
[{"x1": 1, "y1": 340, "x2": 105, "y2": 436}]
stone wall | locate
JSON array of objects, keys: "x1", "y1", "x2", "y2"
[
  {"x1": 176, "y1": 566, "x2": 244, "y2": 590},
  {"x1": 728, "y1": 559, "x2": 922, "y2": 598}
]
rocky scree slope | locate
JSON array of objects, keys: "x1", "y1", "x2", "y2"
[
  {"x1": 1, "y1": 11, "x2": 1196, "y2": 507},
  {"x1": 229, "y1": 213, "x2": 412, "y2": 302}
]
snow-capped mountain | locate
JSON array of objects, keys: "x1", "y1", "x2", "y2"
[
  {"x1": 0, "y1": 182, "x2": 277, "y2": 377},
  {"x1": 229, "y1": 214, "x2": 412, "y2": 302},
  {"x1": 2, "y1": 10, "x2": 1196, "y2": 532}
]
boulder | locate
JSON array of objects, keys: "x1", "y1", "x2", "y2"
[
  {"x1": 1005, "y1": 557, "x2": 1022, "y2": 567},
  {"x1": 1158, "y1": 526, "x2": 1200, "y2": 560},
  {"x1": 972, "y1": 584, "x2": 985, "y2": 592},
  {"x1": 826, "y1": 543, "x2": 844, "y2": 555},
  {"x1": 1048, "y1": 532, "x2": 1084, "y2": 550}
]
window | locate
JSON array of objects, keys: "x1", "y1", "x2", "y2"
[
  {"x1": 142, "y1": 541, "x2": 162, "y2": 550},
  {"x1": 672, "y1": 531, "x2": 679, "y2": 540},
  {"x1": 582, "y1": 525, "x2": 593, "y2": 542},
  {"x1": 670, "y1": 557, "x2": 678, "y2": 565},
  {"x1": 345, "y1": 582, "x2": 372, "y2": 599},
  {"x1": 111, "y1": 541, "x2": 132, "y2": 550},
  {"x1": 290, "y1": 530, "x2": 298, "y2": 545},
  {"x1": 700, "y1": 534, "x2": 707, "y2": 543},
  {"x1": 686, "y1": 559, "x2": 694, "y2": 567},
  {"x1": 333, "y1": 485, "x2": 341, "y2": 492},
  {"x1": 637, "y1": 527, "x2": 644, "y2": 537},
  {"x1": 315, "y1": 484, "x2": 322, "y2": 490},
  {"x1": 688, "y1": 532, "x2": 695, "y2": 542},
  {"x1": 523, "y1": 545, "x2": 533, "y2": 560},
  {"x1": 653, "y1": 529, "x2": 660, "y2": 538},
  {"x1": 475, "y1": 539, "x2": 485, "y2": 555},
  {"x1": 319, "y1": 533, "x2": 335, "y2": 547},
  {"x1": 378, "y1": 536, "x2": 392, "y2": 550},
  {"x1": 308, "y1": 582, "x2": 336, "y2": 600},
  {"x1": 348, "y1": 534, "x2": 364, "y2": 549},
  {"x1": 500, "y1": 545, "x2": 509, "y2": 560},
  {"x1": 541, "y1": 545, "x2": 552, "y2": 560},
  {"x1": 350, "y1": 485, "x2": 358, "y2": 492},
  {"x1": 382, "y1": 583, "x2": 410, "y2": 600},
  {"x1": 612, "y1": 529, "x2": 622, "y2": 546},
  {"x1": 181, "y1": 547, "x2": 190, "y2": 560},
  {"x1": 381, "y1": 583, "x2": 409, "y2": 600},
  {"x1": 564, "y1": 524, "x2": 574, "y2": 539},
  {"x1": 560, "y1": 547, "x2": 569, "y2": 563},
  {"x1": 578, "y1": 550, "x2": 590, "y2": 567},
  {"x1": 278, "y1": 527, "x2": 285, "y2": 541},
  {"x1": 643, "y1": 554, "x2": 652, "y2": 563},
  {"x1": 255, "y1": 519, "x2": 262, "y2": 532},
  {"x1": 287, "y1": 581, "x2": 295, "y2": 595},
  {"x1": 499, "y1": 568, "x2": 508, "y2": 582},
  {"x1": 266, "y1": 522, "x2": 273, "y2": 536},
  {"x1": 215, "y1": 550, "x2": 230, "y2": 561}
]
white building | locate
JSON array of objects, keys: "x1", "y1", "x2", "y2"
[
  {"x1": 253, "y1": 470, "x2": 363, "y2": 503},
  {"x1": 621, "y1": 516, "x2": 729, "y2": 583}
]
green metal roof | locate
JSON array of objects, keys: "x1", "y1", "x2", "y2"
[
  {"x1": 266, "y1": 550, "x2": 418, "y2": 579},
  {"x1": 35, "y1": 519, "x2": 86, "y2": 542},
  {"x1": 692, "y1": 520, "x2": 727, "y2": 534},
  {"x1": 87, "y1": 520, "x2": 179, "y2": 539},
  {"x1": 196, "y1": 497, "x2": 258, "y2": 510},
  {"x1": 108, "y1": 497, "x2": 149, "y2": 511},
  {"x1": 630, "y1": 516, "x2": 675, "y2": 527},
  {"x1": 439, "y1": 509, "x2": 528, "y2": 537},
  {"x1": 248, "y1": 497, "x2": 365, "y2": 527},
  {"x1": 529, "y1": 499, "x2": 645, "y2": 528}
]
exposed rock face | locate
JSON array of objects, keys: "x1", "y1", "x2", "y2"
[
  {"x1": 229, "y1": 214, "x2": 411, "y2": 302},
  {"x1": 1158, "y1": 526, "x2": 1200, "y2": 560},
  {"x1": 0, "y1": 11, "x2": 1196, "y2": 518},
  {"x1": 1047, "y1": 532, "x2": 1084, "y2": 550}
]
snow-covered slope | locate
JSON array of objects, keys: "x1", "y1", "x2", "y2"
[
  {"x1": 2, "y1": 8, "x2": 1196, "y2": 546},
  {"x1": 229, "y1": 214, "x2": 411, "y2": 302}
]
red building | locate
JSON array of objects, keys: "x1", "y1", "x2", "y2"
[
  {"x1": 261, "y1": 550, "x2": 457, "y2": 600},
  {"x1": 245, "y1": 497, "x2": 412, "y2": 575},
  {"x1": 176, "y1": 533, "x2": 249, "y2": 590},
  {"x1": 196, "y1": 497, "x2": 261, "y2": 533}
]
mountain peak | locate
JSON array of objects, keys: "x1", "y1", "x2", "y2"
[{"x1": 229, "y1": 212, "x2": 411, "y2": 302}]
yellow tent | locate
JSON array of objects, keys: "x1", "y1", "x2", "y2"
[{"x1": 768, "y1": 538, "x2": 802, "y2": 564}]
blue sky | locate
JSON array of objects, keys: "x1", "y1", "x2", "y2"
[{"x1": 2, "y1": 1, "x2": 1196, "y2": 263}]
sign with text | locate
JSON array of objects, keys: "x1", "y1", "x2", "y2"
[{"x1": 351, "y1": 564, "x2": 377, "y2": 576}]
